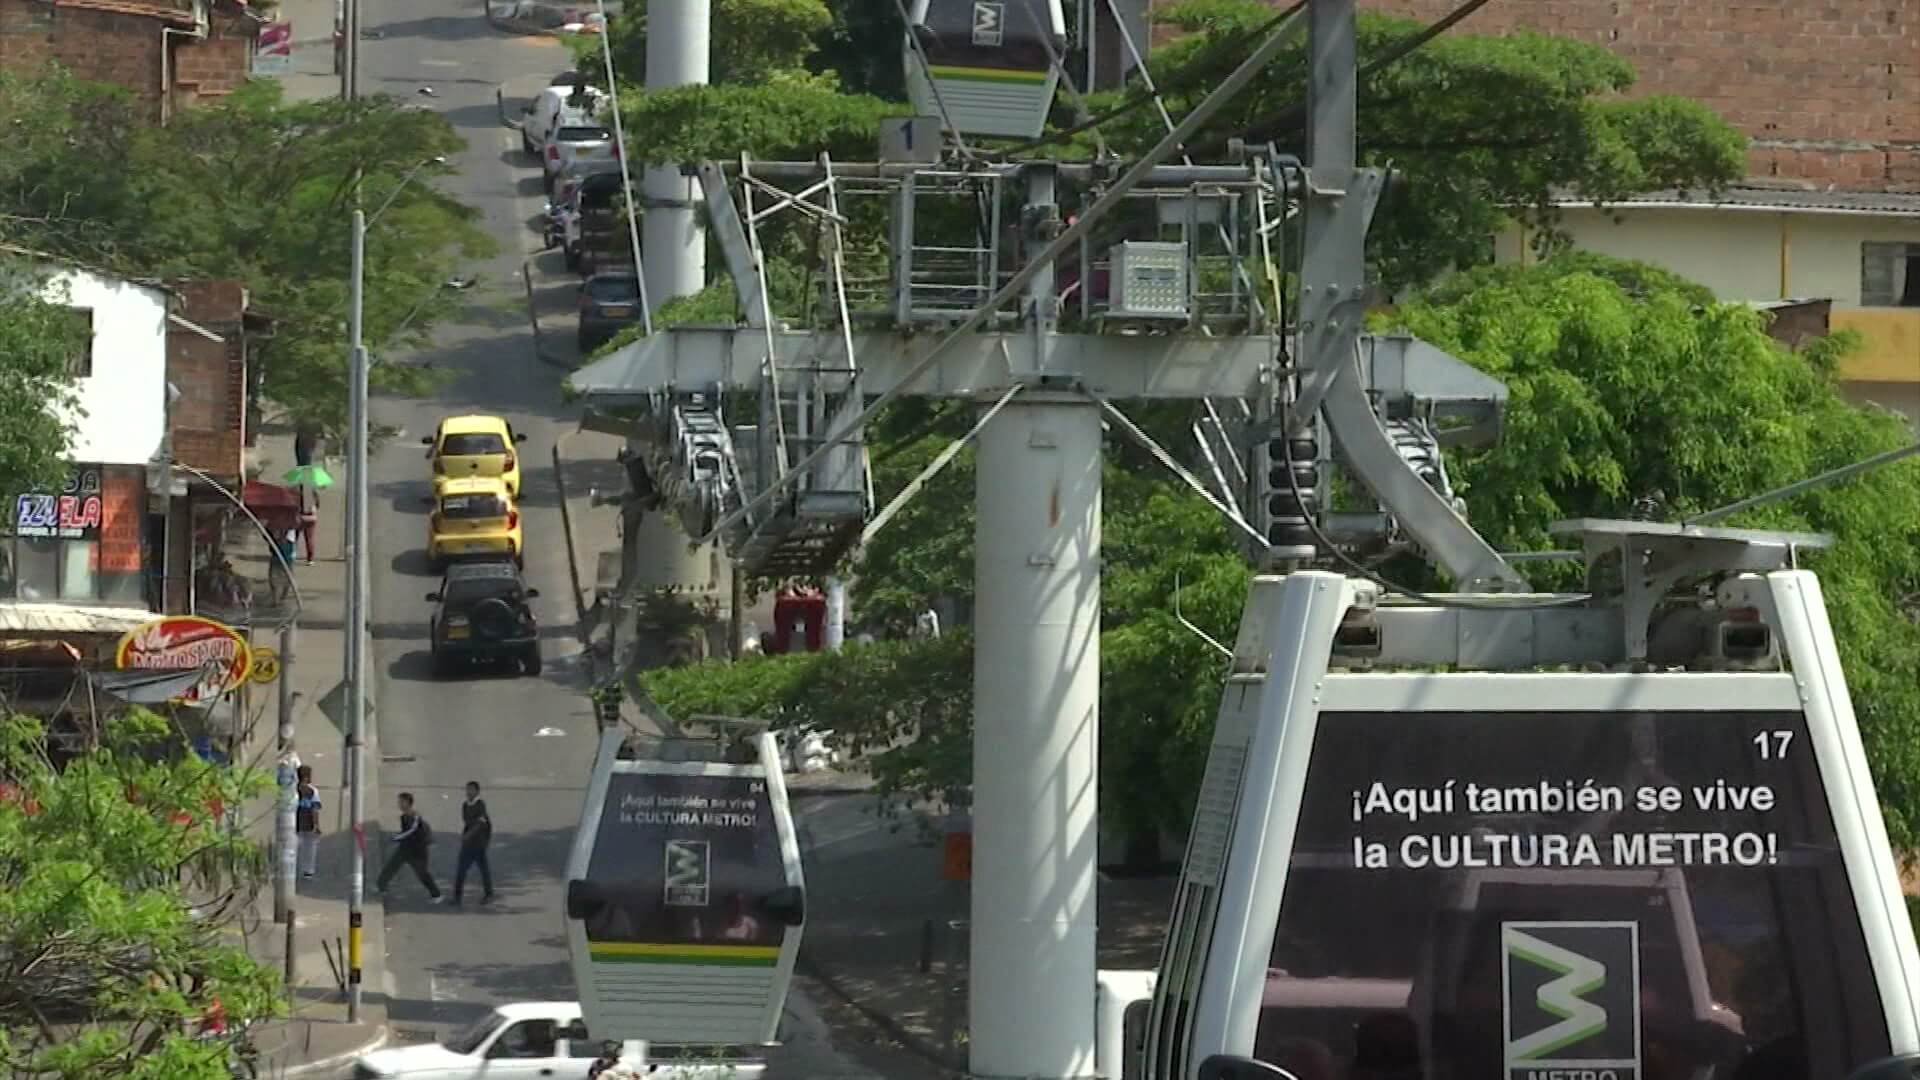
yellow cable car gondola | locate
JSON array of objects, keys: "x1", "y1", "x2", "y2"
[{"x1": 905, "y1": 0, "x2": 1065, "y2": 140}]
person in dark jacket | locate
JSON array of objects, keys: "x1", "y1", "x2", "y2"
[
  {"x1": 452, "y1": 780, "x2": 495, "y2": 905},
  {"x1": 295, "y1": 765, "x2": 322, "y2": 879},
  {"x1": 376, "y1": 792, "x2": 442, "y2": 902}
]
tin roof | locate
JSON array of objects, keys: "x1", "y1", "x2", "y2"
[
  {"x1": 1554, "y1": 186, "x2": 1920, "y2": 217},
  {"x1": 0, "y1": 603, "x2": 157, "y2": 637}
]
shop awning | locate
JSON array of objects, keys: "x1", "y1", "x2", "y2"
[
  {"x1": 0, "y1": 603, "x2": 156, "y2": 637},
  {"x1": 242, "y1": 480, "x2": 302, "y2": 513}
]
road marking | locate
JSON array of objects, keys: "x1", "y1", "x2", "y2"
[
  {"x1": 535, "y1": 726, "x2": 566, "y2": 737},
  {"x1": 421, "y1": 59, "x2": 460, "y2": 67}
]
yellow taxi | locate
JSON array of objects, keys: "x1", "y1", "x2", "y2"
[
  {"x1": 427, "y1": 477, "x2": 523, "y2": 570},
  {"x1": 423, "y1": 414, "x2": 527, "y2": 497}
]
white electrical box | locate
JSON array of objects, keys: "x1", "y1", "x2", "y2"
[{"x1": 1107, "y1": 241, "x2": 1189, "y2": 320}]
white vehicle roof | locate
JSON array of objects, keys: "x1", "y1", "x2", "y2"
[{"x1": 492, "y1": 1000, "x2": 581, "y2": 1020}]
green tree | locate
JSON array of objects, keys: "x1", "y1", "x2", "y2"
[
  {"x1": 0, "y1": 259, "x2": 88, "y2": 502},
  {"x1": 0, "y1": 708, "x2": 280, "y2": 1078},
  {"x1": 1094, "y1": 1, "x2": 1748, "y2": 286},
  {"x1": 810, "y1": 0, "x2": 907, "y2": 100},
  {"x1": 585, "y1": 0, "x2": 834, "y2": 87},
  {"x1": 0, "y1": 74, "x2": 495, "y2": 437},
  {"x1": 1387, "y1": 255, "x2": 1920, "y2": 844}
]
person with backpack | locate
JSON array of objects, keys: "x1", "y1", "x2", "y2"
[
  {"x1": 294, "y1": 765, "x2": 322, "y2": 879},
  {"x1": 376, "y1": 792, "x2": 443, "y2": 902}
]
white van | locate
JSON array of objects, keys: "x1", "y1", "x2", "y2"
[{"x1": 521, "y1": 83, "x2": 607, "y2": 156}]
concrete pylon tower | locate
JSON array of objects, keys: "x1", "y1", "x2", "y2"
[{"x1": 642, "y1": 0, "x2": 709, "y2": 311}]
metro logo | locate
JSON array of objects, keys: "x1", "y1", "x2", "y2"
[
  {"x1": 1502, "y1": 921, "x2": 1641, "y2": 1080},
  {"x1": 971, "y1": 1, "x2": 1003, "y2": 46},
  {"x1": 663, "y1": 838, "x2": 710, "y2": 907}
]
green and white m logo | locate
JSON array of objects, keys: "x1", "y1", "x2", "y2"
[{"x1": 1502, "y1": 921, "x2": 1641, "y2": 1080}]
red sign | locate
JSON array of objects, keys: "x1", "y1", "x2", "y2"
[
  {"x1": 115, "y1": 616, "x2": 253, "y2": 706},
  {"x1": 942, "y1": 831, "x2": 972, "y2": 882}
]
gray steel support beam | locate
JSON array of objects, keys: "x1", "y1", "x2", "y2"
[
  {"x1": 569, "y1": 328, "x2": 1278, "y2": 402},
  {"x1": 693, "y1": 161, "x2": 1275, "y2": 185}
]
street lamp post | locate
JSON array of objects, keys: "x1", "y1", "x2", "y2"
[
  {"x1": 343, "y1": 155, "x2": 446, "y2": 1022},
  {"x1": 345, "y1": 207, "x2": 369, "y2": 1020}
]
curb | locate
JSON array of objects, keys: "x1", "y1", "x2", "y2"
[
  {"x1": 795, "y1": 952, "x2": 964, "y2": 1078},
  {"x1": 280, "y1": 1026, "x2": 391, "y2": 1077}
]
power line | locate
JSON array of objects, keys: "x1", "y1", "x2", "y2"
[
  {"x1": 993, "y1": 0, "x2": 1494, "y2": 160},
  {"x1": 1190, "y1": 0, "x2": 1496, "y2": 158}
]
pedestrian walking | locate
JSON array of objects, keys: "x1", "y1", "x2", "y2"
[
  {"x1": 297, "y1": 487, "x2": 319, "y2": 564},
  {"x1": 294, "y1": 427, "x2": 317, "y2": 467},
  {"x1": 376, "y1": 792, "x2": 442, "y2": 902},
  {"x1": 295, "y1": 765, "x2": 322, "y2": 879},
  {"x1": 452, "y1": 780, "x2": 496, "y2": 905}
]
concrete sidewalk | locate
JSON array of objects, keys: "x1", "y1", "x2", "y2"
[
  {"x1": 230, "y1": 428, "x2": 394, "y2": 1078},
  {"x1": 264, "y1": 0, "x2": 343, "y2": 105}
]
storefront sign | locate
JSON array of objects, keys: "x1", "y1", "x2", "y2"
[
  {"x1": 254, "y1": 21, "x2": 292, "y2": 74},
  {"x1": 11, "y1": 466, "x2": 103, "y2": 540},
  {"x1": 115, "y1": 616, "x2": 253, "y2": 706}
]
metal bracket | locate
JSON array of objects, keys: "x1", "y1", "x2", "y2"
[{"x1": 1552, "y1": 518, "x2": 1832, "y2": 661}]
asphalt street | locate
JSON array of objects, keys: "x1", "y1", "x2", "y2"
[
  {"x1": 346, "y1": 6, "x2": 902, "y2": 1076},
  {"x1": 350, "y1": 2, "x2": 607, "y2": 1040}
]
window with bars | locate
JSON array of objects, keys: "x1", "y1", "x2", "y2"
[{"x1": 1861, "y1": 241, "x2": 1920, "y2": 307}]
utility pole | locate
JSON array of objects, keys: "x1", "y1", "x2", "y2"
[
  {"x1": 273, "y1": 623, "x2": 299, "y2": 926},
  {"x1": 344, "y1": 209, "x2": 369, "y2": 1021},
  {"x1": 641, "y1": 0, "x2": 708, "y2": 311}
]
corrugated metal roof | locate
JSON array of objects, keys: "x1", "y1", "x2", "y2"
[
  {"x1": 1555, "y1": 186, "x2": 1920, "y2": 217},
  {"x1": 0, "y1": 604, "x2": 158, "y2": 637}
]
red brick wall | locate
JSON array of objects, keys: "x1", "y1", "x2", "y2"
[
  {"x1": 1171, "y1": 0, "x2": 1920, "y2": 191},
  {"x1": 0, "y1": 0, "x2": 257, "y2": 121},
  {"x1": 0, "y1": 0, "x2": 164, "y2": 117},
  {"x1": 167, "y1": 278, "x2": 249, "y2": 481},
  {"x1": 170, "y1": 14, "x2": 251, "y2": 107}
]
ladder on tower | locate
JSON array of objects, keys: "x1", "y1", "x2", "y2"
[{"x1": 719, "y1": 155, "x2": 873, "y2": 578}]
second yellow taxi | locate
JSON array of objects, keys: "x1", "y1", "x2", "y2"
[{"x1": 427, "y1": 476, "x2": 523, "y2": 570}]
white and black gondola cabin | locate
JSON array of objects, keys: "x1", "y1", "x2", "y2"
[{"x1": 905, "y1": 0, "x2": 1066, "y2": 139}]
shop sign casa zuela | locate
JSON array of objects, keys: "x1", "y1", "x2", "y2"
[{"x1": 116, "y1": 616, "x2": 253, "y2": 707}]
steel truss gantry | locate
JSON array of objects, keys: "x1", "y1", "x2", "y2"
[{"x1": 568, "y1": 3, "x2": 1520, "y2": 1075}]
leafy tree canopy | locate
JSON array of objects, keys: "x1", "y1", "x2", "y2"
[
  {"x1": 1083, "y1": 1, "x2": 1749, "y2": 285},
  {"x1": 0, "y1": 259, "x2": 87, "y2": 502},
  {"x1": 0, "y1": 73, "x2": 496, "y2": 437},
  {"x1": 1388, "y1": 256, "x2": 1920, "y2": 844},
  {"x1": 617, "y1": 82, "x2": 898, "y2": 167},
  {"x1": 0, "y1": 708, "x2": 279, "y2": 1078},
  {"x1": 584, "y1": 0, "x2": 834, "y2": 87}
]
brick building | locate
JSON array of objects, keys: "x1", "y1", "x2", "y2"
[
  {"x1": 161, "y1": 277, "x2": 271, "y2": 615},
  {"x1": 1360, "y1": 0, "x2": 1918, "y2": 192},
  {"x1": 0, "y1": 0, "x2": 264, "y2": 123}
]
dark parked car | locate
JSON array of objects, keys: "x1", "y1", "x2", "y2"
[
  {"x1": 576, "y1": 270, "x2": 642, "y2": 353},
  {"x1": 426, "y1": 560, "x2": 542, "y2": 678}
]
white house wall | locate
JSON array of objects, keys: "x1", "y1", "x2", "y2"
[
  {"x1": 1499, "y1": 207, "x2": 1920, "y2": 308},
  {"x1": 44, "y1": 268, "x2": 169, "y2": 467}
]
